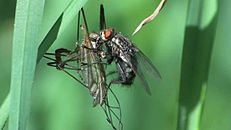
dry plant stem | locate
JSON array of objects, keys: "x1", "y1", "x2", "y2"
[{"x1": 132, "y1": 0, "x2": 167, "y2": 35}]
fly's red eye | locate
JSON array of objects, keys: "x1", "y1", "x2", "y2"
[{"x1": 104, "y1": 28, "x2": 113, "y2": 39}]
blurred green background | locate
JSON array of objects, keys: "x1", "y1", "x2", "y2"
[{"x1": 1, "y1": 0, "x2": 231, "y2": 130}]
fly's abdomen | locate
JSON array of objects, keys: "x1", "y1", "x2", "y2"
[{"x1": 117, "y1": 60, "x2": 136, "y2": 85}]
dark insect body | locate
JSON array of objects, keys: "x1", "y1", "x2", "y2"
[{"x1": 89, "y1": 4, "x2": 161, "y2": 95}]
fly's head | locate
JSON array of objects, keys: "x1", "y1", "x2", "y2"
[
  {"x1": 100, "y1": 28, "x2": 114, "y2": 41},
  {"x1": 89, "y1": 28, "x2": 114, "y2": 49}
]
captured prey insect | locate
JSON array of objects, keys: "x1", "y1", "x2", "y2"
[
  {"x1": 44, "y1": 8, "x2": 123, "y2": 130},
  {"x1": 89, "y1": 5, "x2": 162, "y2": 95}
]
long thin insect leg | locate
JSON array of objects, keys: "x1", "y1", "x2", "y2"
[
  {"x1": 55, "y1": 48, "x2": 72, "y2": 62},
  {"x1": 44, "y1": 56, "x2": 86, "y2": 87},
  {"x1": 109, "y1": 79, "x2": 126, "y2": 86},
  {"x1": 102, "y1": 105, "x2": 113, "y2": 128},
  {"x1": 61, "y1": 69, "x2": 88, "y2": 88},
  {"x1": 81, "y1": 61, "x2": 107, "y2": 66},
  {"x1": 107, "y1": 86, "x2": 123, "y2": 130},
  {"x1": 54, "y1": 48, "x2": 79, "y2": 70},
  {"x1": 44, "y1": 52, "x2": 79, "y2": 64},
  {"x1": 102, "y1": 103, "x2": 118, "y2": 130},
  {"x1": 44, "y1": 48, "x2": 74, "y2": 69},
  {"x1": 44, "y1": 56, "x2": 81, "y2": 70},
  {"x1": 103, "y1": 100, "x2": 117, "y2": 130},
  {"x1": 44, "y1": 48, "x2": 73, "y2": 69},
  {"x1": 44, "y1": 52, "x2": 67, "y2": 56},
  {"x1": 46, "y1": 62, "x2": 81, "y2": 70},
  {"x1": 102, "y1": 83, "x2": 123, "y2": 130},
  {"x1": 105, "y1": 99, "x2": 122, "y2": 130},
  {"x1": 106, "y1": 99, "x2": 114, "y2": 128},
  {"x1": 81, "y1": 44, "x2": 99, "y2": 52}
]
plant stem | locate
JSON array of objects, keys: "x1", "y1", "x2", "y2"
[{"x1": 0, "y1": 94, "x2": 10, "y2": 129}]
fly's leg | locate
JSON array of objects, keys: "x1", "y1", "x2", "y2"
[
  {"x1": 109, "y1": 73, "x2": 134, "y2": 86},
  {"x1": 44, "y1": 48, "x2": 80, "y2": 71},
  {"x1": 102, "y1": 103, "x2": 117, "y2": 130},
  {"x1": 47, "y1": 48, "x2": 71, "y2": 70},
  {"x1": 81, "y1": 44, "x2": 107, "y2": 60},
  {"x1": 102, "y1": 85, "x2": 123, "y2": 130},
  {"x1": 54, "y1": 48, "x2": 73, "y2": 69},
  {"x1": 45, "y1": 60, "x2": 81, "y2": 71},
  {"x1": 81, "y1": 61, "x2": 107, "y2": 66},
  {"x1": 44, "y1": 50, "x2": 87, "y2": 88},
  {"x1": 108, "y1": 80, "x2": 126, "y2": 87},
  {"x1": 102, "y1": 101, "x2": 122, "y2": 130},
  {"x1": 82, "y1": 44, "x2": 97, "y2": 51},
  {"x1": 108, "y1": 62, "x2": 131, "y2": 86}
]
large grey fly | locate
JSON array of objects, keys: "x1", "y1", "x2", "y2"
[{"x1": 89, "y1": 4, "x2": 162, "y2": 95}]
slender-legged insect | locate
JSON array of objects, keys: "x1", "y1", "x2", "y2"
[
  {"x1": 89, "y1": 4, "x2": 162, "y2": 95},
  {"x1": 44, "y1": 8, "x2": 123, "y2": 130}
]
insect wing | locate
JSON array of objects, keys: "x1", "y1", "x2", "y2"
[
  {"x1": 81, "y1": 24, "x2": 108, "y2": 106},
  {"x1": 134, "y1": 49, "x2": 161, "y2": 95}
]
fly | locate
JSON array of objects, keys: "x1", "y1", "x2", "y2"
[{"x1": 89, "y1": 4, "x2": 162, "y2": 95}]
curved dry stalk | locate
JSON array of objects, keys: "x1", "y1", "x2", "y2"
[{"x1": 132, "y1": 0, "x2": 167, "y2": 36}]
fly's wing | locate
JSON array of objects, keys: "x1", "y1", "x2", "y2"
[
  {"x1": 133, "y1": 49, "x2": 161, "y2": 95},
  {"x1": 135, "y1": 49, "x2": 161, "y2": 79},
  {"x1": 81, "y1": 24, "x2": 108, "y2": 106},
  {"x1": 116, "y1": 34, "x2": 161, "y2": 95}
]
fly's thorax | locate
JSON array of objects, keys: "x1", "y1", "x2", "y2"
[{"x1": 106, "y1": 33, "x2": 137, "y2": 64}]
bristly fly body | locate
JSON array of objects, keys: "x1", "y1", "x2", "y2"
[
  {"x1": 44, "y1": 8, "x2": 123, "y2": 130},
  {"x1": 89, "y1": 5, "x2": 162, "y2": 95}
]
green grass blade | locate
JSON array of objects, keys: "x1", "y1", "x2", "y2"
[
  {"x1": 37, "y1": 0, "x2": 88, "y2": 61},
  {"x1": 9, "y1": 0, "x2": 45, "y2": 130},
  {"x1": 0, "y1": 9, "x2": 63, "y2": 130},
  {"x1": 59, "y1": 0, "x2": 88, "y2": 35},
  {"x1": 0, "y1": 0, "x2": 87, "y2": 129},
  {"x1": 177, "y1": 0, "x2": 218, "y2": 130},
  {"x1": 37, "y1": 13, "x2": 64, "y2": 62},
  {"x1": 0, "y1": 94, "x2": 10, "y2": 129},
  {"x1": 3, "y1": 0, "x2": 89, "y2": 130}
]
